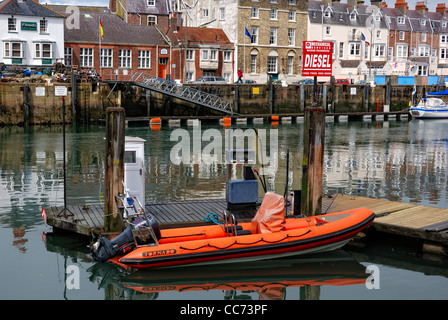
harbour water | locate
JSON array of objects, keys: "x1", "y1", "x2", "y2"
[{"x1": 1, "y1": 119, "x2": 448, "y2": 300}]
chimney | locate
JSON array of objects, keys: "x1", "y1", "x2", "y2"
[
  {"x1": 395, "y1": 0, "x2": 408, "y2": 15},
  {"x1": 436, "y1": 3, "x2": 447, "y2": 16},
  {"x1": 414, "y1": 1, "x2": 428, "y2": 14},
  {"x1": 381, "y1": 2, "x2": 388, "y2": 8},
  {"x1": 110, "y1": 0, "x2": 116, "y2": 13}
]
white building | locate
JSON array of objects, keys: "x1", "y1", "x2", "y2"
[
  {"x1": 308, "y1": 0, "x2": 389, "y2": 82},
  {"x1": 0, "y1": 0, "x2": 65, "y2": 68}
]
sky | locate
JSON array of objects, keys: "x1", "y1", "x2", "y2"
[{"x1": 36, "y1": 0, "x2": 447, "y2": 12}]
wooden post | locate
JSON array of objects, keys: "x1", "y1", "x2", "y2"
[
  {"x1": 301, "y1": 105, "x2": 326, "y2": 216},
  {"x1": 104, "y1": 106, "x2": 125, "y2": 233}
]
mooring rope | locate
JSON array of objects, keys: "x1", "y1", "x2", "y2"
[{"x1": 179, "y1": 229, "x2": 312, "y2": 251}]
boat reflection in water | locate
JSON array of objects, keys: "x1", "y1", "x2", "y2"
[{"x1": 109, "y1": 251, "x2": 367, "y2": 300}]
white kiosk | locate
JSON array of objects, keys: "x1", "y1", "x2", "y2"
[{"x1": 124, "y1": 136, "x2": 146, "y2": 206}]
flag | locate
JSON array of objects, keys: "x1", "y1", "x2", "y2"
[
  {"x1": 99, "y1": 20, "x2": 104, "y2": 40},
  {"x1": 245, "y1": 27, "x2": 253, "y2": 43},
  {"x1": 361, "y1": 33, "x2": 370, "y2": 46}
]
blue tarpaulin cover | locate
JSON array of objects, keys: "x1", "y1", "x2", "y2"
[{"x1": 427, "y1": 90, "x2": 448, "y2": 96}]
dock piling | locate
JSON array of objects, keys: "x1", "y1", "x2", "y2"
[{"x1": 104, "y1": 106, "x2": 126, "y2": 233}]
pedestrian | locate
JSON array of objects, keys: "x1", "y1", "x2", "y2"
[{"x1": 237, "y1": 68, "x2": 243, "y2": 83}]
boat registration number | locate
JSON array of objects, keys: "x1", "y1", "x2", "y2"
[{"x1": 142, "y1": 248, "x2": 177, "y2": 257}]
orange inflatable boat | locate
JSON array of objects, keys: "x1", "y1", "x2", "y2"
[{"x1": 92, "y1": 192, "x2": 374, "y2": 269}]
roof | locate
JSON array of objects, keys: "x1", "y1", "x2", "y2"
[
  {"x1": 48, "y1": 5, "x2": 168, "y2": 46},
  {"x1": 165, "y1": 26, "x2": 233, "y2": 48},
  {"x1": 0, "y1": 0, "x2": 65, "y2": 18},
  {"x1": 126, "y1": 0, "x2": 172, "y2": 15},
  {"x1": 308, "y1": 1, "x2": 388, "y2": 29}
]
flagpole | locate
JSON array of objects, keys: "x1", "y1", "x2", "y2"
[
  {"x1": 99, "y1": 19, "x2": 102, "y2": 78},
  {"x1": 244, "y1": 25, "x2": 246, "y2": 78}
]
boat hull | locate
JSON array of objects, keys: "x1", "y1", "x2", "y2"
[
  {"x1": 117, "y1": 208, "x2": 375, "y2": 269},
  {"x1": 409, "y1": 108, "x2": 448, "y2": 119}
]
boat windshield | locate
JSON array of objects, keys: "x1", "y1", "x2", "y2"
[{"x1": 426, "y1": 98, "x2": 447, "y2": 107}]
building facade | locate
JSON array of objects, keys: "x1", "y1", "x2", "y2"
[
  {"x1": 50, "y1": 5, "x2": 171, "y2": 80},
  {"x1": 179, "y1": 0, "x2": 308, "y2": 83},
  {"x1": 0, "y1": 0, "x2": 65, "y2": 68}
]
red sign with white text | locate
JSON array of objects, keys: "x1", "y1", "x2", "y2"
[{"x1": 302, "y1": 41, "x2": 333, "y2": 77}]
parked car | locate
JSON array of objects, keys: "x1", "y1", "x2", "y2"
[
  {"x1": 192, "y1": 76, "x2": 227, "y2": 84},
  {"x1": 355, "y1": 80, "x2": 366, "y2": 85},
  {"x1": 243, "y1": 79, "x2": 257, "y2": 84},
  {"x1": 294, "y1": 79, "x2": 314, "y2": 85},
  {"x1": 324, "y1": 79, "x2": 350, "y2": 85}
]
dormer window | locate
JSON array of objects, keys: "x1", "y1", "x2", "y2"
[
  {"x1": 420, "y1": 19, "x2": 426, "y2": 26},
  {"x1": 350, "y1": 12, "x2": 357, "y2": 21},
  {"x1": 443, "y1": 22, "x2": 447, "y2": 28},
  {"x1": 397, "y1": 16, "x2": 405, "y2": 24},
  {"x1": 147, "y1": 0, "x2": 155, "y2": 6},
  {"x1": 324, "y1": 10, "x2": 331, "y2": 18},
  {"x1": 374, "y1": 13, "x2": 381, "y2": 21}
]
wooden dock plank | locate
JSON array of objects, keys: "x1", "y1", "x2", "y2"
[{"x1": 44, "y1": 194, "x2": 448, "y2": 249}]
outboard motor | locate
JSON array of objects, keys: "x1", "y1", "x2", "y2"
[{"x1": 91, "y1": 213, "x2": 161, "y2": 263}]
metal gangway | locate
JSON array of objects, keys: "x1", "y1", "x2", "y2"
[{"x1": 104, "y1": 71, "x2": 236, "y2": 115}]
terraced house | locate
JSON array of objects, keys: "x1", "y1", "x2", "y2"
[{"x1": 179, "y1": 0, "x2": 308, "y2": 83}]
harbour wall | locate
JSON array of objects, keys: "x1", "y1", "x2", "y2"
[{"x1": 0, "y1": 81, "x2": 442, "y2": 125}]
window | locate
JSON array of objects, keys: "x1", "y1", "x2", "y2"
[
  {"x1": 210, "y1": 50, "x2": 218, "y2": 60},
  {"x1": 417, "y1": 65, "x2": 427, "y2": 76},
  {"x1": 202, "y1": 9, "x2": 208, "y2": 17},
  {"x1": 8, "y1": 18, "x2": 16, "y2": 32},
  {"x1": 324, "y1": 10, "x2": 331, "y2": 18},
  {"x1": 421, "y1": 33, "x2": 426, "y2": 42},
  {"x1": 374, "y1": 44, "x2": 385, "y2": 57},
  {"x1": 287, "y1": 56, "x2": 294, "y2": 75},
  {"x1": 186, "y1": 50, "x2": 194, "y2": 60},
  {"x1": 251, "y1": 7, "x2": 259, "y2": 18},
  {"x1": 250, "y1": 54, "x2": 257, "y2": 73},
  {"x1": 441, "y1": 48, "x2": 448, "y2": 59},
  {"x1": 270, "y1": 27, "x2": 277, "y2": 45},
  {"x1": 349, "y1": 43, "x2": 360, "y2": 57},
  {"x1": 440, "y1": 35, "x2": 447, "y2": 43},
  {"x1": 267, "y1": 56, "x2": 277, "y2": 73},
  {"x1": 251, "y1": 26, "x2": 259, "y2": 44},
  {"x1": 388, "y1": 47, "x2": 393, "y2": 61},
  {"x1": 186, "y1": 72, "x2": 194, "y2": 82},
  {"x1": 350, "y1": 12, "x2": 356, "y2": 21},
  {"x1": 288, "y1": 10, "x2": 295, "y2": 22},
  {"x1": 64, "y1": 47, "x2": 72, "y2": 66},
  {"x1": 80, "y1": 48, "x2": 93, "y2": 67},
  {"x1": 34, "y1": 43, "x2": 52, "y2": 58},
  {"x1": 365, "y1": 43, "x2": 369, "y2": 59},
  {"x1": 399, "y1": 31, "x2": 405, "y2": 40},
  {"x1": 138, "y1": 50, "x2": 151, "y2": 68},
  {"x1": 4, "y1": 41, "x2": 23, "y2": 58},
  {"x1": 376, "y1": 30, "x2": 381, "y2": 39},
  {"x1": 223, "y1": 51, "x2": 231, "y2": 61},
  {"x1": 100, "y1": 48, "x2": 113, "y2": 67},
  {"x1": 270, "y1": 8, "x2": 277, "y2": 20},
  {"x1": 326, "y1": 26, "x2": 331, "y2": 35},
  {"x1": 396, "y1": 44, "x2": 408, "y2": 57},
  {"x1": 288, "y1": 28, "x2": 295, "y2": 46},
  {"x1": 39, "y1": 19, "x2": 48, "y2": 33},
  {"x1": 119, "y1": 49, "x2": 131, "y2": 68},
  {"x1": 418, "y1": 46, "x2": 429, "y2": 57},
  {"x1": 147, "y1": 0, "x2": 155, "y2": 6},
  {"x1": 223, "y1": 73, "x2": 231, "y2": 82},
  {"x1": 339, "y1": 42, "x2": 344, "y2": 59},
  {"x1": 443, "y1": 22, "x2": 447, "y2": 28},
  {"x1": 288, "y1": 0, "x2": 296, "y2": 5},
  {"x1": 420, "y1": 19, "x2": 426, "y2": 26},
  {"x1": 220, "y1": 8, "x2": 225, "y2": 20},
  {"x1": 202, "y1": 50, "x2": 208, "y2": 60},
  {"x1": 147, "y1": 15, "x2": 157, "y2": 25},
  {"x1": 397, "y1": 16, "x2": 405, "y2": 24}
]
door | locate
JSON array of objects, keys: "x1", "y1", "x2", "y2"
[
  {"x1": 124, "y1": 139, "x2": 145, "y2": 206},
  {"x1": 158, "y1": 57, "x2": 168, "y2": 79}
]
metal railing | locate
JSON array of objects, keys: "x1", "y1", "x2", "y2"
[{"x1": 103, "y1": 70, "x2": 235, "y2": 115}]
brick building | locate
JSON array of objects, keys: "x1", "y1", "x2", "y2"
[
  {"x1": 165, "y1": 23, "x2": 234, "y2": 83},
  {"x1": 49, "y1": 5, "x2": 170, "y2": 79}
]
